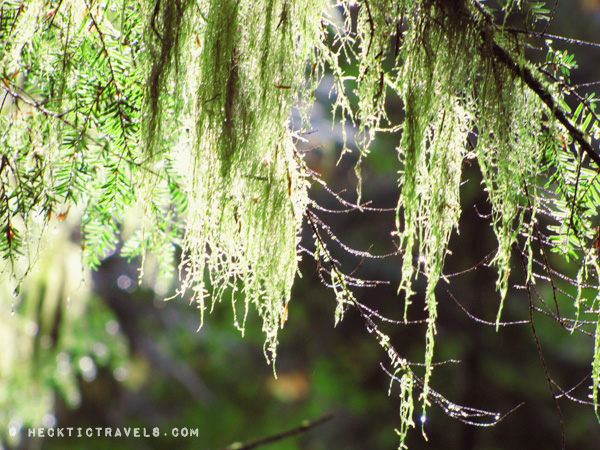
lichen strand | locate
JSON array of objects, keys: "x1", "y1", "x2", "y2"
[
  {"x1": 369, "y1": 0, "x2": 546, "y2": 423},
  {"x1": 148, "y1": 0, "x2": 323, "y2": 364},
  {"x1": 469, "y1": 8, "x2": 546, "y2": 325},
  {"x1": 143, "y1": 0, "x2": 194, "y2": 160}
]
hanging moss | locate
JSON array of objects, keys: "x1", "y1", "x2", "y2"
[
  {"x1": 138, "y1": 0, "x2": 325, "y2": 364},
  {"x1": 325, "y1": 0, "x2": 598, "y2": 441},
  {"x1": 143, "y1": 0, "x2": 193, "y2": 160}
]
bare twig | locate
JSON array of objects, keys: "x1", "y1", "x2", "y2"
[
  {"x1": 212, "y1": 413, "x2": 334, "y2": 450},
  {"x1": 518, "y1": 248, "x2": 567, "y2": 449}
]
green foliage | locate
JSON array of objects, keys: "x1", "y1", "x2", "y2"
[
  {"x1": 0, "y1": 231, "x2": 129, "y2": 447},
  {"x1": 3, "y1": 0, "x2": 600, "y2": 448},
  {"x1": 0, "y1": 0, "x2": 146, "y2": 277},
  {"x1": 0, "y1": 0, "x2": 315, "y2": 366}
]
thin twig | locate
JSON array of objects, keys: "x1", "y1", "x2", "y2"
[
  {"x1": 212, "y1": 413, "x2": 334, "y2": 450},
  {"x1": 518, "y1": 250, "x2": 567, "y2": 449},
  {"x1": 448, "y1": 291, "x2": 530, "y2": 327}
]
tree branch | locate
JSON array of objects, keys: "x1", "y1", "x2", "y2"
[
  {"x1": 470, "y1": 0, "x2": 600, "y2": 167},
  {"x1": 212, "y1": 413, "x2": 334, "y2": 450},
  {"x1": 491, "y1": 40, "x2": 600, "y2": 167}
]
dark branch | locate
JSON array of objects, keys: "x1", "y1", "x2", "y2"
[
  {"x1": 470, "y1": 0, "x2": 600, "y2": 167},
  {"x1": 212, "y1": 413, "x2": 334, "y2": 450}
]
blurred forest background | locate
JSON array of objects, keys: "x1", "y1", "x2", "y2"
[{"x1": 4, "y1": 1, "x2": 600, "y2": 449}]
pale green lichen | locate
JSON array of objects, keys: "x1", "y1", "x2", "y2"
[{"x1": 140, "y1": 0, "x2": 324, "y2": 364}]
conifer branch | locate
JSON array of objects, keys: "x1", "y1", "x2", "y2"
[
  {"x1": 491, "y1": 40, "x2": 600, "y2": 167},
  {"x1": 470, "y1": 0, "x2": 600, "y2": 167}
]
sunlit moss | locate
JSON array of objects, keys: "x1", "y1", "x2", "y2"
[{"x1": 140, "y1": 0, "x2": 323, "y2": 364}]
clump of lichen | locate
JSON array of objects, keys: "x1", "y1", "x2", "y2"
[{"x1": 141, "y1": 0, "x2": 324, "y2": 363}]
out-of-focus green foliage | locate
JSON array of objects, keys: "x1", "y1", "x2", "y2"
[{"x1": 0, "y1": 223, "x2": 129, "y2": 448}]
